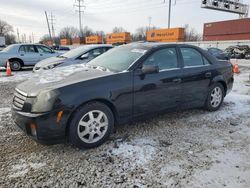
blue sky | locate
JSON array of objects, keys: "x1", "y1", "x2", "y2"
[{"x1": 0, "y1": 0, "x2": 248, "y2": 42}]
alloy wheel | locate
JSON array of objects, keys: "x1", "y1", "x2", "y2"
[
  {"x1": 77, "y1": 110, "x2": 109, "y2": 144},
  {"x1": 210, "y1": 87, "x2": 222, "y2": 108}
]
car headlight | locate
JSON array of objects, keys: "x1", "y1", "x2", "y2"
[
  {"x1": 44, "y1": 63, "x2": 63, "y2": 70},
  {"x1": 31, "y1": 90, "x2": 60, "y2": 113}
]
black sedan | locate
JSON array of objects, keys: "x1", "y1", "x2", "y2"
[{"x1": 12, "y1": 43, "x2": 234, "y2": 149}]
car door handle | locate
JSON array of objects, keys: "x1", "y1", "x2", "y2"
[
  {"x1": 20, "y1": 54, "x2": 24, "y2": 56},
  {"x1": 172, "y1": 78, "x2": 182, "y2": 83},
  {"x1": 205, "y1": 72, "x2": 212, "y2": 78},
  {"x1": 40, "y1": 54, "x2": 43, "y2": 56}
]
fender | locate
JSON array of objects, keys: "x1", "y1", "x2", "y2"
[{"x1": 210, "y1": 75, "x2": 227, "y2": 95}]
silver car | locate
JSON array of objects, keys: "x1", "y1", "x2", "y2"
[
  {"x1": 0, "y1": 44, "x2": 60, "y2": 71},
  {"x1": 33, "y1": 44, "x2": 113, "y2": 72}
]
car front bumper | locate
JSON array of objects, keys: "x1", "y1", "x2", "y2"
[{"x1": 12, "y1": 109, "x2": 67, "y2": 145}]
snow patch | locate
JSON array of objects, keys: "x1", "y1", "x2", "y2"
[
  {"x1": 0, "y1": 72, "x2": 32, "y2": 83},
  {"x1": 112, "y1": 138, "x2": 156, "y2": 166},
  {"x1": 34, "y1": 64, "x2": 89, "y2": 84},
  {"x1": 9, "y1": 161, "x2": 46, "y2": 178},
  {"x1": 0, "y1": 107, "x2": 10, "y2": 115},
  {"x1": 184, "y1": 92, "x2": 250, "y2": 123},
  {"x1": 188, "y1": 150, "x2": 250, "y2": 188}
]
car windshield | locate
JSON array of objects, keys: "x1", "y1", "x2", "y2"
[
  {"x1": 87, "y1": 45, "x2": 147, "y2": 72},
  {"x1": 60, "y1": 46, "x2": 92, "y2": 58},
  {"x1": 1, "y1": 45, "x2": 14, "y2": 52}
]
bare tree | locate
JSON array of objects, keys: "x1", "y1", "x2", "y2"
[
  {"x1": 5, "y1": 34, "x2": 16, "y2": 45},
  {"x1": 0, "y1": 20, "x2": 15, "y2": 44},
  {"x1": 40, "y1": 34, "x2": 51, "y2": 41},
  {"x1": 95, "y1": 30, "x2": 105, "y2": 37},
  {"x1": 112, "y1": 27, "x2": 126, "y2": 33},
  {"x1": 80, "y1": 26, "x2": 94, "y2": 38},
  {"x1": 133, "y1": 26, "x2": 157, "y2": 41},
  {"x1": 59, "y1": 27, "x2": 79, "y2": 39},
  {"x1": 0, "y1": 20, "x2": 13, "y2": 36},
  {"x1": 184, "y1": 24, "x2": 202, "y2": 41}
]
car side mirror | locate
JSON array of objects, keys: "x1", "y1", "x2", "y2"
[
  {"x1": 80, "y1": 53, "x2": 89, "y2": 60},
  {"x1": 141, "y1": 65, "x2": 159, "y2": 74}
]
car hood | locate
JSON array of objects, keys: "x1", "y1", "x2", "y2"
[
  {"x1": 35, "y1": 56, "x2": 70, "y2": 67},
  {"x1": 17, "y1": 64, "x2": 114, "y2": 97}
]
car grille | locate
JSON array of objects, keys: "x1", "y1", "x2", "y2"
[{"x1": 13, "y1": 89, "x2": 27, "y2": 111}]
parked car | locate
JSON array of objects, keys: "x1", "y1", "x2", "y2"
[
  {"x1": 205, "y1": 47, "x2": 230, "y2": 60},
  {"x1": 0, "y1": 44, "x2": 60, "y2": 71},
  {"x1": 12, "y1": 43, "x2": 234, "y2": 149},
  {"x1": 51, "y1": 45, "x2": 71, "y2": 51},
  {"x1": 33, "y1": 44, "x2": 113, "y2": 72}
]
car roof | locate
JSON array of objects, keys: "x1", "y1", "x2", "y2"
[
  {"x1": 84, "y1": 44, "x2": 113, "y2": 48},
  {"x1": 125, "y1": 42, "x2": 202, "y2": 50}
]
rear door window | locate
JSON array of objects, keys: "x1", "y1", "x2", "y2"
[
  {"x1": 180, "y1": 48, "x2": 207, "y2": 67},
  {"x1": 19, "y1": 45, "x2": 37, "y2": 53},
  {"x1": 36, "y1": 45, "x2": 53, "y2": 53}
]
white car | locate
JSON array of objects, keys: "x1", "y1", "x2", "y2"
[{"x1": 0, "y1": 44, "x2": 60, "y2": 71}]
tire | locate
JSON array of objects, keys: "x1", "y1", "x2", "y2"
[
  {"x1": 204, "y1": 83, "x2": 225, "y2": 111},
  {"x1": 68, "y1": 102, "x2": 114, "y2": 149},
  {"x1": 10, "y1": 60, "x2": 22, "y2": 71}
]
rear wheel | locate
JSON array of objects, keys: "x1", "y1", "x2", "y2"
[
  {"x1": 68, "y1": 102, "x2": 114, "y2": 149},
  {"x1": 10, "y1": 60, "x2": 22, "y2": 71},
  {"x1": 204, "y1": 83, "x2": 225, "y2": 111}
]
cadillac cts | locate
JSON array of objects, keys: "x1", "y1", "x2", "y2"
[{"x1": 12, "y1": 43, "x2": 234, "y2": 149}]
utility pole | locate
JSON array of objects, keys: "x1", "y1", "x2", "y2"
[
  {"x1": 29, "y1": 35, "x2": 32, "y2": 43},
  {"x1": 74, "y1": 0, "x2": 85, "y2": 37},
  {"x1": 168, "y1": 0, "x2": 171, "y2": 28},
  {"x1": 23, "y1": 34, "x2": 27, "y2": 43},
  {"x1": 164, "y1": 0, "x2": 172, "y2": 28},
  {"x1": 45, "y1": 11, "x2": 52, "y2": 42},
  {"x1": 16, "y1": 28, "x2": 20, "y2": 43},
  {"x1": 49, "y1": 12, "x2": 56, "y2": 45},
  {"x1": 32, "y1": 32, "x2": 34, "y2": 43}
]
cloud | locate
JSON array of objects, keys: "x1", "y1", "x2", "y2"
[{"x1": 0, "y1": 0, "x2": 244, "y2": 42}]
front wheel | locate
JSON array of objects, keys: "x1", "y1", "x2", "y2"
[
  {"x1": 68, "y1": 102, "x2": 114, "y2": 149},
  {"x1": 204, "y1": 83, "x2": 225, "y2": 111}
]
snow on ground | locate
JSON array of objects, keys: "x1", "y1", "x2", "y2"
[
  {"x1": 0, "y1": 60, "x2": 249, "y2": 187},
  {"x1": 9, "y1": 159, "x2": 46, "y2": 178},
  {"x1": 0, "y1": 70, "x2": 32, "y2": 83},
  {"x1": 111, "y1": 138, "x2": 157, "y2": 166}
]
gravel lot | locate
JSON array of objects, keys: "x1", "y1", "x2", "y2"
[{"x1": 0, "y1": 61, "x2": 250, "y2": 188}]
